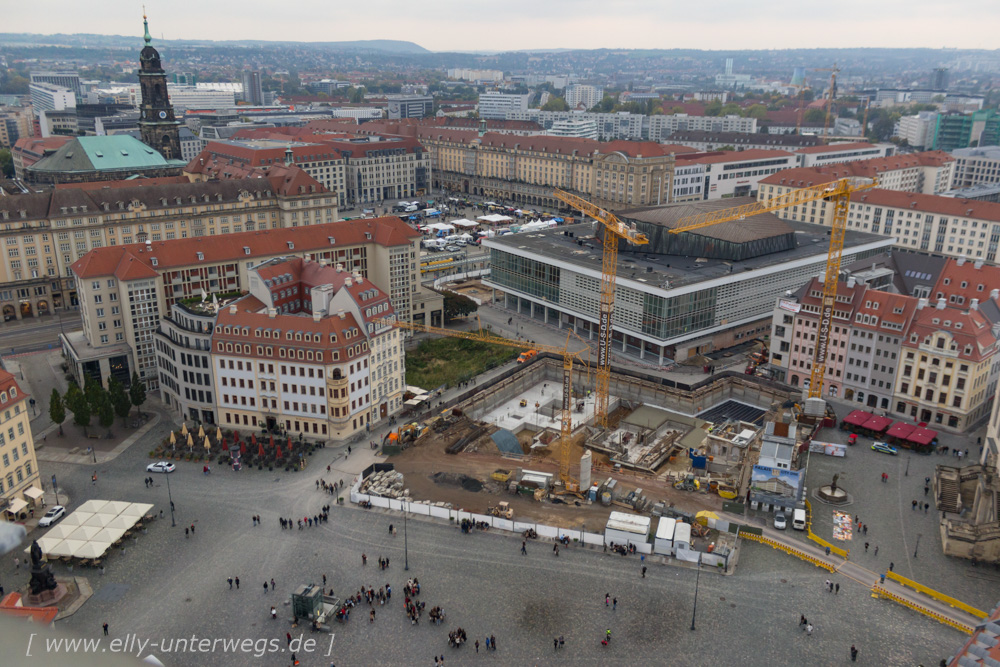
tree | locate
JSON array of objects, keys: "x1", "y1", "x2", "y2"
[
  {"x1": 49, "y1": 388, "x2": 65, "y2": 436},
  {"x1": 443, "y1": 291, "x2": 478, "y2": 320},
  {"x1": 84, "y1": 375, "x2": 104, "y2": 414},
  {"x1": 541, "y1": 97, "x2": 568, "y2": 112},
  {"x1": 348, "y1": 86, "x2": 366, "y2": 104},
  {"x1": 97, "y1": 393, "x2": 114, "y2": 438},
  {"x1": 804, "y1": 109, "x2": 827, "y2": 123},
  {"x1": 129, "y1": 372, "x2": 147, "y2": 417},
  {"x1": 66, "y1": 385, "x2": 91, "y2": 434},
  {"x1": 704, "y1": 100, "x2": 723, "y2": 116},
  {"x1": 0, "y1": 149, "x2": 13, "y2": 179},
  {"x1": 720, "y1": 103, "x2": 743, "y2": 117},
  {"x1": 746, "y1": 104, "x2": 768, "y2": 120},
  {"x1": 109, "y1": 378, "x2": 132, "y2": 424}
]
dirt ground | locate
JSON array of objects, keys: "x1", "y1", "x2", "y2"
[
  {"x1": 387, "y1": 425, "x2": 723, "y2": 529},
  {"x1": 438, "y1": 278, "x2": 494, "y2": 305}
]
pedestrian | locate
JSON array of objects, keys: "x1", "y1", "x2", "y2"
[
  {"x1": 103, "y1": 622, "x2": 109, "y2": 636},
  {"x1": 362, "y1": 553, "x2": 367, "y2": 566},
  {"x1": 286, "y1": 632, "x2": 292, "y2": 647},
  {"x1": 484, "y1": 637, "x2": 490, "y2": 651},
  {"x1": 874, "y1": 546, "x2": 879, "y2": 557},
  {"x1": 605, "y1": 593, "x2": 610, "y2": 607},
  {"x1": 491, "y1": 635, "x2": 496, "y2": 651},
  {"x1": 271, "y1": 578, "x2": 275, "y2": 591},
  {"x1": 642, "y1": 566, "x2": 647, "y2": 578},
  {"x1": 14, "y1": 557, "x2": 19, "y2": 570},
  {"x1": 347, "y1": 446, "x2": 351, "y2": 456},
  {"x1": 835, "y1": 583, "x2": 840, "y2": 595},
  {"x1": 475, "y1": 639, "x2": 479, "y2": 653},
  {"x1": 889, "y1": 562, "x2": 894, "y2": 572},
  {"x1": 864, "y1": 542, "x2": 869, "y2": 553},
  {"x1": 825, "y1": 579, "x2": 831, "y2": 591},
  {"x1": 806, "y1": 623, "x2": 813, "y2": 636},
  {"x1": 554, "y1": 638, "x2": 559, "y2": 651},
  {"x1": 235, "y1": 577, "x2": 240, "y2": 589},
  {"x1": 924, "y1": 502, "x2": 930, "y2": 513},
  {"x1": 912, "y1": 499, "x2": 918, "y2": 511},
  {"x1": 271, "y1": 606, "x2": 277, "y2": 620},
  {"x1": 93, "y1": 472, "x2": 97, "y2": 485},
  {"x1": 925, "y1": 476, "x2": 931, "y2": 486},
  {"x1": 322, "y1": 574, "x2": 327, "y2": 587},
  {"x1": 880, "y1": 573, "x2": 885, "y2": 584},
  {"x1": 521, "y1": 541, "x2": 527, "y2": 556},
  {"x1": 924, "y1": 485, "x2": 930, "y2": 496},
  {"x1": 190, "y1": 524, "x2": 195, "y2": 534},
  {"x1": 264, "y1": 582, "x2": 268, "y2": 594},
  {"x1": 228, "y1": 577, "x2": 233, "y2": 589},
  {"x1": 799, "y1": 615, "x2": 807, "y2": 628},
  {"x1": 613, "y1": 597, "x2": 617, "y2": 610},
  {"x1": 185, "y1": 527, "x2": 189, "y2": 538},
  {"x1": 606, "y1": 628, "x2": 611, "y2": 642},
  {"x1": 370, "y1": 609, "x2": 375, "y2": 623},
  {"x1": 863, "y1": 524, "x2": 868, "y2": 535}
]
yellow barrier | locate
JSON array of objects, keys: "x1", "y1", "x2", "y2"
[
  {"x1": 803, "y1": 499, "x2": 850, "y2": 559},
  {"x1": 885, "y1": 571, "x2": 988, "y2": 619},
  {"x1": 871, "y1": 585, "x2": 974, "y2": 634},
  {"x1": 739, "y1": 531, "x2": 835, "y2": 572}
]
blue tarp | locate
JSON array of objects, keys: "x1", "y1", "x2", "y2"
[{"x1": 491, "y1": 429, "x2": 523, "y2": 456}]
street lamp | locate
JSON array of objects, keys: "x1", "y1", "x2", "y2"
[
  {"x1": 165, "y1": 472, "x2": 176, "y2": 527},
  {"x1": 690, "y1": 553, "x2": 702, "y2": 631},
  {"x1": 403, "y1": 506, "x2": 409, "y2": 571},
  {"x1": 88, "y1": 446, "x2": 96, "y2": 463},
  {"x1": 914, "y1": 534, "x2": 921, "y2": 559}
]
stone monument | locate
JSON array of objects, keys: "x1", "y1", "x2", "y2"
[
  {"x1": 818, "y1": 472, "x2": 848, "y2": 504},
  {"x1": 23, "y1": 539, "x2": 67, "y2": 606}
]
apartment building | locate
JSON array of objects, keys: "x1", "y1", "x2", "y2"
[
  {"x1": 478, "y1": 92, "x2": 530, "y2": 120},
  {"x1": 504, "y1": 110, "x2": 645, "y2": 141},
  {"x1": 664, "y1": 130, "x2": 823, "y2": 152},
  {"x1": 155, "y1": 300, "x2": 218, "y2": 424},
  {"x1": 29, "y1": 71, "x2": 82, "y2": 97},
  {"x1": 677, "y1": 149, "x2": 796, "y2": 200},
  {"x1": 951, "y1": 146, "x2": 1000, "y2": 188},
  {"x1": 769, "y1": 259, "x2": 1000, "y2": 431},
  {"x1": 646, "y1": 114, "x2": 757, "y2": 142},
  {"x1": 794, "y1": 142, "x2": 895, "y2": 168},
  {"x1": 65, "y1": 217, "x2": 440, "y2": 392},
  {"x1": 0, "y1": 105, "x2": 34, "y2": 148},
  {"x1": 895, "y1": 111, "x2": 938, "y2": 149},
  {"x1": 564, "y1": 85, "x2": 604, "y2": 111},
  {"x1": 210, "y1": 256, "x2": 405, "y2": 438},
  {"x1": 0, "y1": 369, "x2": 42, "y2": 522},
  {"x1": 0, "y1": 168, "x2": 334, "y2": 322},
  {"x1": 28, "y1": 82, "x2": 75, "y2": 115}
]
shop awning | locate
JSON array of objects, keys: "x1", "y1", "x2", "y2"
[
  {"x1": 862, "y1": 415, "x2": 893, "y2": 433},
  {"x1": 22, "y1": 486, "x2": 44, "y2": 500},
  {"x1": 841, "y1": 410, "x2": 872, "y2": 427},
  {"x1": 886, "y1": 422, "x2": 915, "y2": 439},
  {"x1": 5, "y1": 497, "x2": 27, "y2": 514},
  {"x1": 907, "y1": 428, "x2": 938, "y2": 446}
]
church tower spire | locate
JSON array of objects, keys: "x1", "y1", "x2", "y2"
[{"x1": 137, "y1": 11, "x2": 181, "y2": 161}]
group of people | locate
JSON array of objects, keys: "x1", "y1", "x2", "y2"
[
  {"x1": 429, "y1": 606, "x2": 445, "y2": 624},
  {"x1": 403, "y1": 578, "x2": 420, "y2": 596},
  {"x1": 448, "y1": 628, "x2": 468, "y2": 647},
  {"x1": 317, "y1": 477, "x2": 343, "y2": 495},
  {"x1": 459, "y1": 519, "x2": 489, "y2": 533},
  {"x1": 277, "y1": 512, "x2": 328, "y2": 529},
  {"x1": 607, "y1": 542, "x2": 635, "y2": 556}
]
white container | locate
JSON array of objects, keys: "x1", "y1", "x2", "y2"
[{"x1": 654, "y1": 517, "x2": 676, "y2": 555}]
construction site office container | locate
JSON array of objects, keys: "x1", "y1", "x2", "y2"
[
  {"x1": 673, "y1": 521, "x2": 692, "y2": 552},
  {"x1": 654, "y1": 517, "x2": 677, "y2": 555},
  {"x1": 604, "y1": 511, "x2": 650, "y2": 547}
]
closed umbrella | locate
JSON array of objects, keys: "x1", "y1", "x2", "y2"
[
  {"x1": 169, "y1": 431, "x2": 176, "y2": 446},
  {"x1": 204, "y1": 435, "x2": 211, "y2": 452},
  {"x1": 216, "y1": 427, "x2": 223, "y2": 442},
  {"x1": 258, "y1": 441, "x2": 265, "y2": 458},
  {"x1": 277, "y1": 443, "x2": 283, "y2": 459},
  {"x1": 180, "y1": 423, "x2": 188, "y2": 437},
  {"x1": 197, "y1": 425, "x2": 205, "y2": 440},
  {"x1": 187, "y1": 433, "x2": 194, "y2": 450}
]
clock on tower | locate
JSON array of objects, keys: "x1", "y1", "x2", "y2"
[{"x1": 137, "y1": 13, "x2": 182, "y2": 161}]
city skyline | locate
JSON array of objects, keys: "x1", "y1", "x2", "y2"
[{"x1": 4, "y1": 0, "x2": 1000, "y2": 51}]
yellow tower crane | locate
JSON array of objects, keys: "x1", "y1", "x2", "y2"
[
  {"x1": 377, "y1": 318, "x2": 590, "y2": 493},
  {"x1": 552, "y1": 190, "x2": 649, "y2": 429},
  {"x1": 668, "y1": 176, "x2": 876, "y2": 399}
]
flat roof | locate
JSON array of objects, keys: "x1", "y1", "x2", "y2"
[
  {"x1": 606, "y1": 511, "x2": 650, "y2": 534},
  {"x1": 656, "y1": 516, "x2": 677, "y2": 540},
  {"x1": 485, "y1": 220, "x2": 890, "y2": 291}
]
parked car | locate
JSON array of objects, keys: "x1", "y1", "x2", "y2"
[
  {"x1": 147, "y1": 461, "x2": 176, "y2": 474},
  {"x1": 444, "y1": 245, "x2": 460, "y2": 252},
  {"x1": 517, "y1": 349, "x2": 538, "y2": 364},
  {"x1": 773, "y1": 512, "x2": 787, "y2": 530},
  {"x1": 38, "y1": 505, "x2": 66, "y2": 527},
  {"x1": 871, "y1": 442, "x2": 898, "y2": 456}
]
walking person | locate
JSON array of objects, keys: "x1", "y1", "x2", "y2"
[
  {"x1": 103, "y1": 622, "x2": 109, "y2": 636},
  {"x1": 263, "y1": 581, "x2": 268, "y2": 594},
  {"x1": 270, "y1": 578, "x2": 275, "y2": 591},
  {"x1": 271, "y1": 606, "x2": 277, "y2": 620},
  {"x1": 642, "y1": 566, "x2": 647, "y2": 578},
  {"x1": 835, "y1": 583, "x2": 840, "y2": 595},
  {"x1": 806, "y1": 623, "x2": 813, "y2": 636},
  {"x1": 228, "y1": 577, "x2": 233, "y2": 589},
  {"x1": 613, "y1": 597, "x2": 617, "y2": 610},
  {"x1": 521, "y1": 541, "x2": 527, "y2": 556},
  {"x1": 864, "y1": 542, "x2": 869, "y2": 553},
  {"x1": 874, "y1": 546, "x2": 879, "y2": 557},
  {"x1": 605, "y1": 593, "x2": 610, "y2": 607},
  {"x1": 851, "y1": 645, "x2": 859, "y2": 662}
]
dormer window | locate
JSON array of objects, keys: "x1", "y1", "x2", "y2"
[
  {"x1": 244, "y1": 246, "x2": 251, "y2": 255},
  {"x1": 287, "y1": 241, "x2": 294, "y2": 250},
  {"x1": 196, "y1": 252, "x2": 204, "y2": 261}
]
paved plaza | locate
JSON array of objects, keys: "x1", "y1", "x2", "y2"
[{"x1": 0, "y1": 410, "x2": 968, "y2": 666}]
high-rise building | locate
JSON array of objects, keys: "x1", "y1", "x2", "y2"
[
  {"x1": 28, "y1": 82, "x2": 75, "y2": 115},
  {"x1": 932, "y1": 110, "x2": 1000, "y2": 152},
  {"x1": 564, "y1": 85, "x2": 604, "y2": 111},
  {"x1": 931, "y1": 67, "x2": 949, "y2": 91},
  {"x1": 29, "y1": 71, "x2": 81, "y2": 98},
  {"x1": 137, "y1": 14, "x2": 182, "y2": 160},
  {"x1": 386, "y1": 95, "x2": 433, "y2": 119},
  {"x1": 478, "y1": 92, "x2": 530, "y2": 120},
  {"x1": 241, "y1": 71, "x2": 264, "y2": 106}
]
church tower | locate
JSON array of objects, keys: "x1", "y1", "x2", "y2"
[{"x1": 137, "y1": 13, "x2": 181, "y2": 160}]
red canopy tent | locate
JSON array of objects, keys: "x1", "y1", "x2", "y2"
[
  {"x1": 885, "y1": 422, "x2": 916, "y2": 443},
  {"x1": 906, "y1": 428, "x2": 938, "y2": 450},
  {"x1": 861, "y1": 415, "x2": 893, "y2": 435},
  {"x1": 841, "y1": 410, "x2": 872, "y2": 428}
]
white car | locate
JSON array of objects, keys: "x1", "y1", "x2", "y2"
[
  {"x1": 773, "y1": 512, "x2": 787, "y2": 530},
  {"x1": 146, "y1": 461, "x2": 176, "y2": 474},
  {"x1": 38, "y1": 505, "x2": 66, "y2": 527}
]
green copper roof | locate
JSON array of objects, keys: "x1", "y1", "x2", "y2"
[
  {"x1": 143, "y1": 15, "x2": 151, "y2": 45},
  {"x1": 31, "y1": 136, "x2": 184, "y2": 174}
]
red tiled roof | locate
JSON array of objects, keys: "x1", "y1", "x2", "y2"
[
  {"x1": 685, "y1": 148, "x2": 794, "y2": 164},
  {"x1": 903, "y1": 306, "x2": 998, "y2": 362},
  {"x1": 853, "y1": 291, "x2": 920, "y2": 333},
  {"x1": 71, "y1": 217, "x2": 419, "y2": 279},
  {"x1": 929, "y1": 258, "x2": 1000, "y2": 309},
  {"x1": 0, "y1": 369, "x2": 27, "y2": 407}
]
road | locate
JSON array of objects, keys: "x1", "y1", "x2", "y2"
[{"x1": 0, "y1": 311, "x2": 80, "y2": 355}]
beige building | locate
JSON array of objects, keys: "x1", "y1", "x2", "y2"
[
  {"x1": 0, "y1": 369, "x2": 42, "y2": 522},
  {"x1": 210, "y1": 256, "x2": 405, "y2": 439},
  {"x1": 0, "y1": 168, "x2": 336, "y2": 322},
  {"x1": 65, "y1": 216, "x2": 441, "y2": 393}
]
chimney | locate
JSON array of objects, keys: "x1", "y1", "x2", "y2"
[
  {"x1": 991, "y1": 289, "x2": 999, "y2": 300},
  {"x1": 917, "y1": 298, "x2": 928, "y2": 310},
  {"x1": 268, "y1": 308, "x2": 277, "y2": 318},
  {"x1": 956, "y1": 255, "x2": 966, "y2": 266},
  {"x1": 974, "y1": 259, "x2": 984, "y2": 270},
  {"x1": 229, "y1": 305, "x2": 238, "y2": 314},
  {"x1": 319, "y1": 258, "x2": 327, "y2": 267},
  {"x1": 970, "y1": 298, "x2": 979, "y2": 311},
  {"x1": 345, "y1": 277, "x2": 352, "y2": 287},
  {"x1": 312, "y1": 311, "x2": 322, "y2": 323},
  {"x1": 936, "y1": 298, "x2": 947, "y2": 310},
  {"x1": 846, "y1": 277, "x2": 856, "y2": 288},
  {"x1": 338, "y1": 310, "x2": 346, "y2": 319},
  {"x1": 335, "y1": 264, "x2": 343, "y2": 273}
]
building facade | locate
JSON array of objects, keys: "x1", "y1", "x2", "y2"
[
  {"x1": 564, "y1": 85, "x2": 604, "y2": 111},
  {"x1": 387, "y1": 96, "x2": 433, "y2": 119},
  {"x1": 66, "y1": 217, "x2": 441, "y2": 392},
  {"x1": 155, "y1": 301, "x2": 218, "y2": 424},
  {"x1": 24, "y1": 135, "x2": 187, "y2": 185},
  {"x1": 28, "y1": 83, "x2": 75, "y2": 115},
  {"x1": 241, "y1": 71, "x2": 264, "y2": 106},
  {"x1": 137, "y1": 15, "x2": 182, "y2": 160},
  {"x1": 0, "y1": 370, "x2": 41, "y2": 522},
  {"x1": 951, "y1": 146, "x2": 1000, "y2": 188},
  {"x1": 679, "y1": 149, "x2": 796, "y2": 200},
  {"x1": 478, "y1": 92, "x2": 530, "y2": 120},
  {"x1": 29, "y1": 71, "x2": 82, "y2": 98}
]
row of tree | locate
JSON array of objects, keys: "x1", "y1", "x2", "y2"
[{"x1": 49, "y1": 373, "x2": 146, "y2": 437}]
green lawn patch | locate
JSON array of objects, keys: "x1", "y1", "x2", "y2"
[{"x1": 405, "y1": 334, "x2": 520, "y2": 390}]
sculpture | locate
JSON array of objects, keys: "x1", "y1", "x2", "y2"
[
  {"x1": 28, "y1": 540, "x2": 58, "y2": 595},
  {"x1": 830, "y1": 473, "x2": 840, "y2": 493}
]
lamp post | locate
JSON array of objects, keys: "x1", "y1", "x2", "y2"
[
  {"x1": 165, "y1": 471, "x2": 176, "y2": 527},
  {"x1": 690, "y1": 553, "x2": 702, "y2": 631},
  {"x1": 51, "y1": 474, "x2": 58, "y2": 505},
  {"x1": 914, "y1": 533, "x2": 921, "y2": 559},
  {"x1": 403, "y1": 505, "x2": 409, "y2": 571}
]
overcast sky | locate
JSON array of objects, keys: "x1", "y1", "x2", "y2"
[{"x1": 7, "y1": 0, "x2": 1000, "y2": 51}]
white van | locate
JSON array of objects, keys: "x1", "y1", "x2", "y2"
[{"x1": 792, "y1": 508, "x2": 807, "y2": 531}]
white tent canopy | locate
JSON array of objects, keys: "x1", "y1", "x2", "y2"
[
  {"x1": 477, "y1": 214, "x2": 513, "y2": 224},
  {"x1": 38, "y1": 500, "x2": 152, "y2": 560},
  {"x1": 450, "y1": 219, "x2": 479, "y2": 228},
  {"x1": 425, "y1": 222, "x2": 455, "y2": 232}
]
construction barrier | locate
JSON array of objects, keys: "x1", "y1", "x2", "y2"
[
  {"x1": 885, "y1": 571, "x2": 988, "y2": 620},
  {"x1": 804, "y1": 499, "x2": 850, "y2": 559},
  {"x1": 738, "y1": 529, "x2": 835, "y2": 572},
  {"x1": 870, "y1": 584, "x2": 974, "y2": 634}
]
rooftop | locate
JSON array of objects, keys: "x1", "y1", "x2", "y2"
[
  {"x1": 29, "y1": 135, "x2": 186, "y2": 174},
  {"x1": 484, "y1": 218, "x2": 891, "y2": 291}
]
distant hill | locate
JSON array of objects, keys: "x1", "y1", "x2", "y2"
[{"x1": 0, "y1": 33, "x2": 430, "y2": 53}]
